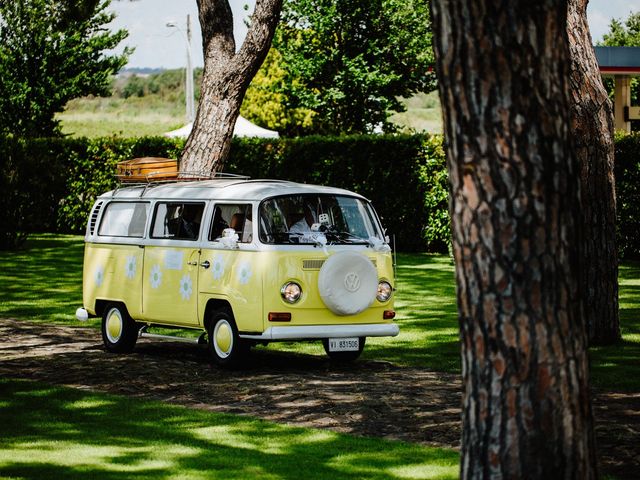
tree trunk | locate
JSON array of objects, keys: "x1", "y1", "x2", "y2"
[
  {"x1": 179, "y1": 0, "x2": 282, "y2": 174},
  {"x1": 430, "y1": 1, "x2": 598, "y2": 478},
  {"x1": 567, "y1": 0, "x2": 620, "y2": 345}
]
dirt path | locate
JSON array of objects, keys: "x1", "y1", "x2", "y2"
[{"x1": 0, "y1": 318, "x2": 637, "y2": 477}]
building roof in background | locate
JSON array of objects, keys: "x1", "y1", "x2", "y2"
[{"x1": 595, "y1": 46, "x2": 640, "y2": 75}]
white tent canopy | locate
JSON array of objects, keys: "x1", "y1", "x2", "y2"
[{"x1": 165, "y1": 115, "x2": 279, "y2": 139}]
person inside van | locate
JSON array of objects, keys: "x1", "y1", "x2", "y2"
[
  {"x1": 178, "y1": 204, "x2": 202, "y2": 239},
  {"x1": 289, "y1": 205, "x2": 315, "y2": 234}
]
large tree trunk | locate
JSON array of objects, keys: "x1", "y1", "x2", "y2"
[
  {"x1": 567, "y1": 0, "x2": 620, "y2": 345},
  {"x1": 430, "y1": 1, "x2": 598, "y2": 478},
  {"x1": 179, "y1": 0, "x2": 282, "y2": 174}
]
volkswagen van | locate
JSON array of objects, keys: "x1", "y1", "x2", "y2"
[{"x1": 76, "y1": 177, "x2": 398, "y2": 366}]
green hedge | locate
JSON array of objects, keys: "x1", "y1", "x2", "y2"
[
  {"x1": 226, "y1": 134, "x2": 448, "y2": 251},
  {"x1": 2, "y1": 133, "x2": 640, "y2": 256},
  {"x1": 615, "y1": 133, "x2": 640, "y2": 259},
  {"x1": 0, "y1": 134, "x2": 447, "y2": 251}
]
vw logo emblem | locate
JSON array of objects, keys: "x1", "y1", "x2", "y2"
[{"x1": 344, "y1": 272, "x2": 361, "y2": 292}]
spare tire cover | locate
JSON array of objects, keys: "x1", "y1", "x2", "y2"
[{"x1": 318, "y1": 251, "x2": 378, "y2": 316}]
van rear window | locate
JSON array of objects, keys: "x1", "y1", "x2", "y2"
[{"x1": 98, "y1": 202, "x2": 149, "y2": 238}]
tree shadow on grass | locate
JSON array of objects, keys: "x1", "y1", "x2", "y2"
[{"x1": 0, "y1": 378, "x2": 459, "y2": 480}]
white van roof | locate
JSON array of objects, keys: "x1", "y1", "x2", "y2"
[{"x1": 99, "y1": 179, "x2": 369, "y2": 202}]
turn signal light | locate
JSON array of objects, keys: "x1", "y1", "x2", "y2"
[
  {"x1": 383, "y1": 310, "x2": 396, "y2": 320},
  {"x1": 268, "y1": 312, "x2": 292, "y2": 322}
]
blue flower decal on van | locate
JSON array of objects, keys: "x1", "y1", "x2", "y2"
[
  {"x1": 212, "y1": 255, "x2": 225, "y2": 281},
  {"x1": 237, "y1": 261, "x2": 252, "y2": 285},
  {"x1": 150, "y1": 264, "x2": 162, "y2": 289},
  {"x1": 95, "y1": 266, "x2": 104, "y2": 287},
  {"x1": 179, "y1": 274, "x2": 193, "y2": 300},
  {"x1": 125, "y1": 255, "x2": 137, "y2": 279}
]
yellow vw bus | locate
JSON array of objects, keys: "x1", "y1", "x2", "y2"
[{"x1": 76, "y1": 177, "x2": 398, "y2": 366}]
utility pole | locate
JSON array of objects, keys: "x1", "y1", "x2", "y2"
[
  {"x1": 185, "y1": 14, "x2": 195, "y2": 123},
  {"x1": 167, "y1": 15, "x2": 195, "y2": 124}
]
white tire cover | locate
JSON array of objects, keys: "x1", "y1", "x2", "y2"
[{"x1": 318, "y1": 251, "x2": 378, "y2": 316}]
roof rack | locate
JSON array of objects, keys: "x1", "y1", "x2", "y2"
[
  {"x1": 115, "y1": 157, "x2": 249, "y2": 185},
  {"x1": 113, "y1": 157, "x2": 251, "y2": 197}
]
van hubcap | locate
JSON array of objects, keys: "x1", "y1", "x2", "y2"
[
  {"x1": 214, "y1": 320, "x2": 233, "y2": 358},
  {"x1": 106, "y1": 309, "x2": 123, "y2": 343}
]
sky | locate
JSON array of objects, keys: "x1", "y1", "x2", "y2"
[{"x1": 107, "y1": 0, "x2": 639, "y2": 69}]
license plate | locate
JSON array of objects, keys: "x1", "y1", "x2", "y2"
[{"x1": 328, "y1": 337, "x2": 359, "y2": 352}]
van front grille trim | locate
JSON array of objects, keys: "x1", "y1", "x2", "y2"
[
  {"x1": 302, "y1": 258, "x2": 376, "y2": 270},
  {"x1": 303, "y1": 259, "x2": 325, "y2": 270}
]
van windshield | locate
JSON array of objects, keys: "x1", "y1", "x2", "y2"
[{"x1": 259, "y1": 194, "x2": 383, "y2": 245}]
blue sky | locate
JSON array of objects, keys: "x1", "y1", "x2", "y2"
[{"x1": 108, "y1": 0, "x2": 639, "y2": 69}]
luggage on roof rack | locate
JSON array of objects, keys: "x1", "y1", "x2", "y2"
[
  {"x1": 116, "y1": 157, "x2": 249, "y2": 184},
  {"x1": 116, "y1": 157, "x2": 178, "y2": 182}
]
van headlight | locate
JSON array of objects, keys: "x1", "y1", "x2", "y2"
[
  {"x1": 376, "y1": 281, "x2": 392, "y2": 302},
  {"x1": 281, "y1": 282, "x2": 302, "y2": 303}
]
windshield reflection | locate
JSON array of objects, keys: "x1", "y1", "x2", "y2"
[{"x1": 258, "y1": 194, "x2": 383, "y2": 245}]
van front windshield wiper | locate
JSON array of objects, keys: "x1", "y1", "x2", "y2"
[{"x1": 324, "y1": 227, "x2": 367, "y2": 244}]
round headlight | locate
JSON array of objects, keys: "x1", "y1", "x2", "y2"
[
  {"x1": 281, "y1": 282, "x2": 302, "y2": 303},
  {"x1": 376, "y1": 281, "x2": 392, "y2": 302}
]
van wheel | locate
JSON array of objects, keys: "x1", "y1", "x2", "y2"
[
  {"x1": 101, "y1": 303, "x2": 138, "y2": 353},
  {"x1": 208, "y1": 309, "x2": 248, "y2": 367},
  {"x1": 322, "y1": 337, "x2": 366, "y2": 362}
]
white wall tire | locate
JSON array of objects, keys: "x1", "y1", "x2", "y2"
[
  {"x1": 318, "y1": 251, "x2": 378, "y2": 315},
  {"x1": 101, "y1": 303, "x2": 137, "y2": 353},
  {"x1": 208, "y1": 309, "x2": 248, "y2": 368}
]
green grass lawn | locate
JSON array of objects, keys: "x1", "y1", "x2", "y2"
[
  {"x1": 57, "y1": 92, "x2": 443, "y2": 138},
  {"x1": 57, "y1": 96, "x2": 187, "y2": 138},
  {"x1": 0, "y1": 378, "x2": 458, "y2": 479},
  {"x1": 0, "y1": 234, "x2": 638, "y2": 391}
]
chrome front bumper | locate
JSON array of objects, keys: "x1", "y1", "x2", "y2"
[{"x1": 239, "y1": 323, "x2": 399, "y2": 341}]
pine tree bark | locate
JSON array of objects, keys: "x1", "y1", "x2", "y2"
[
  {"x1": 179, "y1": 0, "x2": 282, "y2": 174},
  {"x1": 430, "y1": 1, "x2": 598, "y2": 478},
  {"x1": 567, "y1": 0, "x2": 620, "y2": 345}
]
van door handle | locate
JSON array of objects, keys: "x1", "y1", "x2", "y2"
[
  {"x1": 187, "y1": 261, "x2": 198, "y2": 266},
  {"x1": 200, "y1": 260, "x2": 211, "y2": 269}
]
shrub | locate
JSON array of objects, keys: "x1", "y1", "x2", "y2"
[
  {"x1": 615, "y1": 132, "x2": 640, "y2": 259},
  {"x1": 227, "y1": 134, "x2": 444, "y2": 251},
  {"x1": 2, "y1": 132, "x2": 639, "y2": 255}
]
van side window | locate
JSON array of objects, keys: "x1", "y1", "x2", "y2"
[
  {"x1": 98, "y1": 202, "x2": 149, "y2": 237},
  {"x1": 209, "y1": 204, "x2": 253, "y2": 243},
  {"x1": 151, "y1": 202, "x2": 205, "y2": 240}
]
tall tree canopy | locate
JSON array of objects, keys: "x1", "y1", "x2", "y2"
[
  {"x1": 601, "y1": 10, "x2": 640, "y2": 46},
  {"x1": 271, "y1": 0, "x2": 436, "y2": 135},
  {"x1": 431, "y1": 0, "x2": 597, "y2": 477},
  {"x1": 240, "y1": 47, "x2": 315, "y2": 137},
  {"x1": 0, "y1": 0, "x2": 130, "y2": 137}
]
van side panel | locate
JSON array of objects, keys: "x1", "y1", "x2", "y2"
[
  {"x1": 198, "y1": 248, "x2": 263, "y2": 333},
  {"x1": 83, "y1": 243, "x2": 144, "y2": 317},
  {"x1": 141, "y1": 245, "x2": 201, "y2": 326}
]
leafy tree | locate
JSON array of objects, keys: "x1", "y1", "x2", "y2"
[
  {"x1": 0, "y1": 0, "x2": 130, "y2": 138},
  {"x1": 431, "y1": 0, "x2": 597, "y2": 477},
  {"x1": 601, "y1": 11, "x2": 640, "y2": 46},
  {"x1": 272, "y1": 0, "x2": 436, "y2": 135},
  {"x1": 122, "y1": 75, "x2": 145, "y2": 99},
  {"x1": 241, "y1": 48, "x2": 316, "y2": 136}
]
